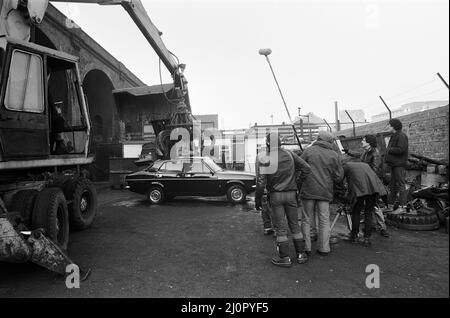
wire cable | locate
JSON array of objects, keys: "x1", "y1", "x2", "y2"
[
  {"x1": 158, "y1": 58, "x2": 182, "y2": 106},
  {"x1": 385, "y1": 78, "x2": 439, "y2": 101},
  {"x1": 392, "y1": 87, "x2": 448, "y2": 106}
]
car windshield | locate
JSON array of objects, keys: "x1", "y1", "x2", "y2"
[{"x1": 203, "y1": 157, "x2": 222, "y2": 172}]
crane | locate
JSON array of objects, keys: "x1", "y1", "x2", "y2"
[
  {"x1": 0, "y1": 0, "x2": 188, "y2": 96},
  {"x1": 0, "y1": 0, "x2": 189, "y2": 278}
]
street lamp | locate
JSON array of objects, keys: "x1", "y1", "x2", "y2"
[{"x1": 259, "y1": 48, "x2": 303, "y2": 150}]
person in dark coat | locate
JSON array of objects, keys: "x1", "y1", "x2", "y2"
[
  {"x1": 385, "y1": 118, "x2": 409, "y2": 206},
  {"x1": 299, "y1": 131, "x2": 344, "y2": 262},
  {"x1": 344, "y1": 135, "x2": 382, "y2": 177},
  {"x1": 344, "y1": 135, "x2": 389, "y2": 237},
  {"x1": 343, "y1": 161, "x2": 387, "y2": 246}
]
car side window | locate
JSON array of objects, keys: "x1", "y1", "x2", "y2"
[
  {"x1": 159, "y1": 161, "x2": 183, "y2": 172},
  {"x1": 183, "y1": 160, "x2": 209, "y2": 174}
]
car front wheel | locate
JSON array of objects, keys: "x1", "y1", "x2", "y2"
[
  {"x1": 227, "y1": 184, "x2": 247, "y2": 204},
  {"x1": 147, "y1": 186, "x2": 165, "y2": 204}
]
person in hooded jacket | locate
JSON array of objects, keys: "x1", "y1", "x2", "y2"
[
  {"x1": 299, "y1": 131, "x2": 344, "y2": 263},
  {"x1": 255, "y1": 132, "x2": 312, "y2": 267}
]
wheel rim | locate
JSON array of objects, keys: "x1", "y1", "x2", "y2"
[
  {"x1": 80, "y1": 190, "x2": 91, "y2": 215},
  {"x1": 150, "y1": 190, "x2": 161, "y2": 202},
  {"x1": 231, "y1": 188, "x2": 243, "y2": 201}
]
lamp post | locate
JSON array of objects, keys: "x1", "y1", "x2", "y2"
[{"x1": 259, "y1": 48, "x2": 303, "y2": 150}]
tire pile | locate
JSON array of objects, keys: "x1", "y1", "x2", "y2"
[{"x1": 386, "y1": 193, "x2": 447, "y2": 231}]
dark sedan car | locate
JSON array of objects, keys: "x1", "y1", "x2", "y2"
[{"x1": 125, "y1": 157, "x2": 256, "y2": 204}]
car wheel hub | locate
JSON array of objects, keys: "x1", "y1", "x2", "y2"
[
  {"x1": 231, "y1": 188, "x2": 243, "y2": 201},
  {"x1": 150, "y1": 190, "x2": 161, "y2": 202}
]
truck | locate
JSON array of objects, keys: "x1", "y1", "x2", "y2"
[{"x1": 0, "y1": 0, "x2": 189, "y2": 276}]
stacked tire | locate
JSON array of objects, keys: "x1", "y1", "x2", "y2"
[{"x1": 386, "y1": 211, "x2": 440, "y2": 231}]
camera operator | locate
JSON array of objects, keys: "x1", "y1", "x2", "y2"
[
  {"x1": 342, "y1": 160, "x2": 387, "y2": 246},
  {"x1": 344, "y1": 135, "x2": 389, "y2": 237}
]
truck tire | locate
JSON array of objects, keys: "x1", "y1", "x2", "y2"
[
  {"x1": 32, "y1": 188, "x2": 69, "y2": 249},
  {"x1": 65, "y1": 178, "x2": 97, "y2": 231},
  {"x1": 9, "y1": 189, "x2": 38, "y2": 227},
  {"x1": 227, "y1": 184, "x2": 247, "y2": 204}
]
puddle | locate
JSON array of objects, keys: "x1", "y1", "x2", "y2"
[{"x1": 112, "y1": 199, "x2": 142, "y2": 208}]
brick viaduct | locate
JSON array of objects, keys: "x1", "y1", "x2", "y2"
[{"x1": 36, "y1": 4, "x2": 145, "y2": 143}]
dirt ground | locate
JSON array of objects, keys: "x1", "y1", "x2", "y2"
[{"x1": 0, "y1": 189, "x2": 448, "y2": 298}]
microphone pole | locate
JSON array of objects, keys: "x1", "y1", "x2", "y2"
[{"x1": 259, "y1": 48, "x2": 303, "y2": 151}]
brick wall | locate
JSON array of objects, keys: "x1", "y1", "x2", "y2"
[{"x1": 338, "y1": 105, "x2": 449, "y2": 162}]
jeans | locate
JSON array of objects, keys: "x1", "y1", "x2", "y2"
[
  {"x1": 261, "y1": 194, "x2": 273, "y2": 229},
  {"x1": 388, "y1": 166, "x2": 407, "y2": 205},
  {"x1": 351, "y1": 194, "x2": 377, "y2": 238},
  {"x1": 270, "y1": 191, "x2": 302, "y2": 242},
  {"x1": 301, "y1": 200, "x2": 331, "y2": 253},
  {"x1": 372, "y1": 206, "x2": 387, "y2": 231}
]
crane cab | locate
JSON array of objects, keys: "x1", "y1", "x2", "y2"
[{"x1": 0, "y1": 37, "x2": 92, "y2": 171}]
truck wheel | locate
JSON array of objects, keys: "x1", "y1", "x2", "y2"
[
  {"x1": 227, "y1": 184, "x2": 247, "y2": 204},
  {"x1": 66, "y1": 178, "x2": 97, "y2": 231},
  {"x1": 147, "y1": 186, "x2": 165, "y2": 204},
  {"x1": 32, "y1": 188, "x2": 69, "y2": 249},
  {"x1": 10, "y1": 189, "x2": 38, "y2": 227}
]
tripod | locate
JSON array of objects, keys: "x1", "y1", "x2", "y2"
[{"x1": 328, "y1": 204, "x2": 353, "y2": 242}]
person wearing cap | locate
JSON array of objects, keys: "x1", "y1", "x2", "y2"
[
  {"x1": 299, "y1": 131, "x2": 344, "y2": 262},
  {"x1": 344, "y1": 135, "x2": 389, "y2": 237},
  {"x1": 385, "y1": 118, "x2": 409, "y2": 207},
  {"x1": 255, "y1": 132, "x2": 311, "y2": 267}
]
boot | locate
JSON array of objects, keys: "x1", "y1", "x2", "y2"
[
  {"x1": 293, "y1": 239, "x2": 309, "y2": 264},
  {"x1": 271, "y1": 241, "x2": 292, "y2": 268}
]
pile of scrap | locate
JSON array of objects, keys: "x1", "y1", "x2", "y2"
[{"x1": 385, "y1": 154, "x2": 448, "y2": 232}]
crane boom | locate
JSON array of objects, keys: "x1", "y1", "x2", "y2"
[
  {"x1": 49, "y1": 0, "x2": 180, "y2": 76},
  {"x1": 0, "y1": 0, "x2": 184, "y2": 83}
]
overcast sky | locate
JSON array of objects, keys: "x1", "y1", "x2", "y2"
[{"x1": 54, "y1": 0, "x2": 449, "y2": 130}]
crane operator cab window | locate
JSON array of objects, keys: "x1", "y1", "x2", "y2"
[
  {"x1": 46, "y1": 56, "x2": 88, "y2": 155},
  {"x1": 4, "y1": 50, "x2": 44, "y2": 113}
]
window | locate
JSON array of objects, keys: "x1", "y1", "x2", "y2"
[
  {"x1": 160, "y1": 160, "x2": 183, "y2": 172},
  {"x1": 47, "y1": 57, "x2": 87, "y2": 155},
  {"x1": 5, "y1": 50, "x2": 44, "y2": 113},
  {"x1": 183, "y1": 160, "x2": 209, "y2": 174}
]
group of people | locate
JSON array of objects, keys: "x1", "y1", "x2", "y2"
[{"x1": 255, "y1": 118, "x2": 409, "y2": 268}]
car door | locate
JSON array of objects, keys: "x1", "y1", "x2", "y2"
[
  {"x1": 181, "y1": 159, "x2": 219, "y2": 196},
  {"x1": 157, "y1": 160, "x2": 184, "y2": 194}
]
